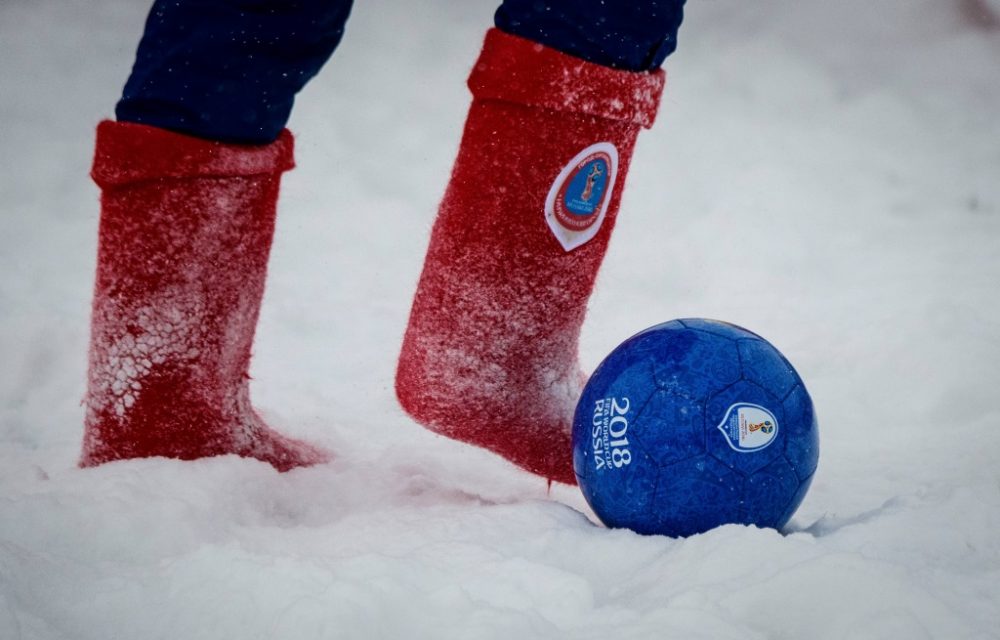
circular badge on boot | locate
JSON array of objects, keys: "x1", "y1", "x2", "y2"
[{"x1": 545, "y1": 142, "x2": 619, "y2": 252}]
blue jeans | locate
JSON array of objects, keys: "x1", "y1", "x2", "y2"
[{"x1": 116, "y1": 0, "x2": 686, "y2": 144}]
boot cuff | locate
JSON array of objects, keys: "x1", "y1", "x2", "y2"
[
  {"x1": 91, "y1": 121, "x2": 295, "y2": 188},
  {"x1": 468, "y1": 28, "x2": 665, "y2": 128}
]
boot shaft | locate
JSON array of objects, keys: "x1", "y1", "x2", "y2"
[
  {"x1": 397, "y1": 30, "x2": 665, "y2": 483},
  {"x1": 82, "y1": 122, "x2": 320, "y2": 469}
]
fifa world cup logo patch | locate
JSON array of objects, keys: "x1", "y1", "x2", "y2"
[{"x1": 545, "y1": 142, "x2": 619, "y2": 252}]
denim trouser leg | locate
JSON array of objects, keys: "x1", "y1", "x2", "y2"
[{"x1": 115, "y1": 0, "x2": 685, "y2": 144}]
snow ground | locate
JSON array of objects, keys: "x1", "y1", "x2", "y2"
[{"x1": 1, "y1": 0, "x2": 999, "y2": 638}]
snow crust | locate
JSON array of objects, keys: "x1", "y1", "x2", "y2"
[{"x1": 1, "y1": 0, "x2": 999, "y2": 638}]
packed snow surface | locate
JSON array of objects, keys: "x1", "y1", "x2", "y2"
[{"x1": 2, "y1": 0, "x2": 999, "y2": 638}]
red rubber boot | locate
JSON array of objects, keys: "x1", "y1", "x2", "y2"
[
  {"x1": 396, "y1": 30, "x2": 665, "y2": 484},
  {"x1": 81, "y1": 121, "x2": 328, "y2": 471}
]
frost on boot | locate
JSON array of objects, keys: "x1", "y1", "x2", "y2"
[
  {"x1": 396, "y1": 30, "x2": 664, "y2": 484},
  {"x1": 81, "y1": 121, "x2": 327, "y2": 471}
]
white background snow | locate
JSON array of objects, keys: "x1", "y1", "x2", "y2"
[{"x1": 2, "y1": 0, "x2": 999, "y2": 638}]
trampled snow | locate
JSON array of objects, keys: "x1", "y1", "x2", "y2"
[{"x1": 1, "y1": 0, "x2": 999, "y2": 638}]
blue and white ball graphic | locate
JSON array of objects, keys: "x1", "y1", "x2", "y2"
[{"x1": 572, "y1": 319, "x2": 819, "y2": 537}]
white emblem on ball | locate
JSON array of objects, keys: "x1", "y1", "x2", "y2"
[{"x1": 717, "y1": 403, "x2": 779, "y2": 453}]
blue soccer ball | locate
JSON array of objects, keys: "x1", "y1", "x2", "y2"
[{"x1": 572, "y1": 319, "x2": 819, "y2": 537}]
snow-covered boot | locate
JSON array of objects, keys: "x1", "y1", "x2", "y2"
[
  {"x1": 396, "y1": 29, "x2": 664, "y2": 484},
  {"x1": 81, "y1": 121, "x2": 327, "y2": 471}
]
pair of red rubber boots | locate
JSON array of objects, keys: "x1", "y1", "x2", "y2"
[{"x1": 81, "y1": 30, "x2": 664, "y2": 484}]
